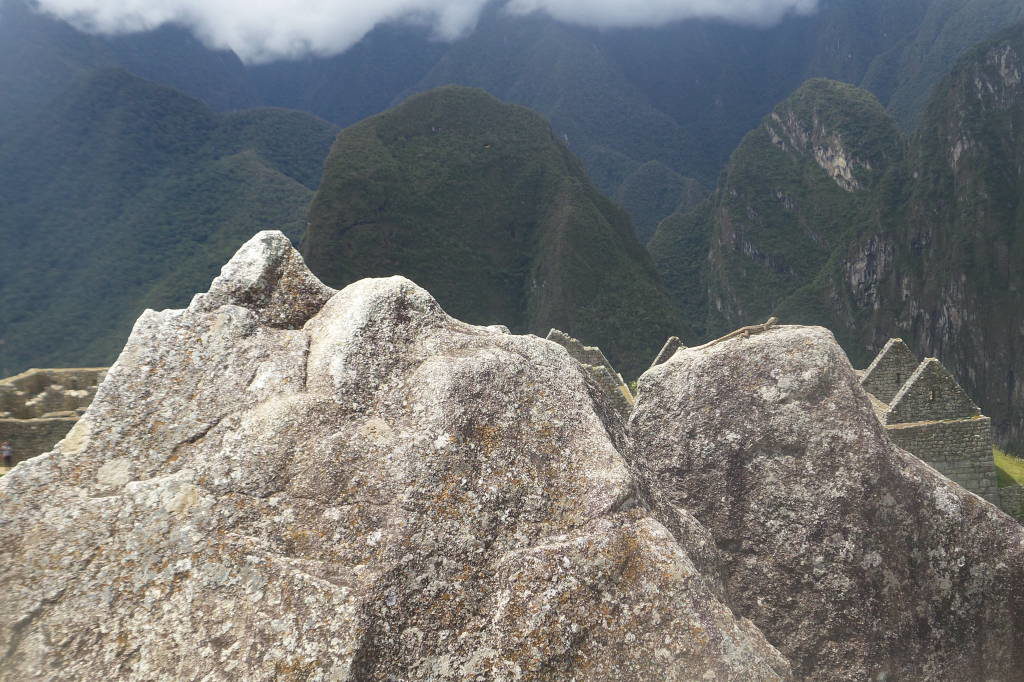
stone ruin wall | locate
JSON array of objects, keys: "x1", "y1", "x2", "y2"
[
  {"x1": 859, "y1": 340, "x2": 1019, "y2": 520},
  {"x1": 544, "y1": 330, "x2": 634, "y2": 416},
  {"x1": 860, "y1": 338, "x2": 919, "y2": 404},
  {"x1": 0, "y1": 368, "x2": 107, "y2": 467},
  {"x1": 884, "y1": 359, "x2": 982, "y2": 426},
  {"x1": 999, "y1": 485, "x2": 1024, "y2": 519},
  {"x1": 0, "y1": 418, "x2": 79, "y2": 468},
  {"x1": 886, "y1": 417, "x2": 999, "y2": 505},
  {"x1": 0, "y1": 368, "x2": 107, "y2": 419}
]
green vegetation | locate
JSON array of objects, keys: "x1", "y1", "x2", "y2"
[
  {"x1": 994, "y1": 447, "x2": 1024, "y2": 488},
  {"x1": 862, "y1": 0, "x2": 1024, "y2": 128},
  {"x1": 410, "y1": 11, "x2": 694, "y2": 195},
  {"x1": 303, "y1": 86, "x2": 687, "y2": 378},
  {"x1": 651, "y1": 26, "x2": 1024, "y2": 451},
  {"x1": 650, "y1": 79, "x2": 901, "y2": 338},
  {"x1": 614, "y1": 162, "x2": 706, "y2": 245},
  {"x1": 0, "y1": 68, "x2": 337, "y2": 376},
  {"x1": 5, "y1": 0, "x2": 1021, "y2": 257}
]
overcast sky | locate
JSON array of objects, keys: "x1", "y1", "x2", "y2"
[{"x1": 32, "y1": 0, "x2": 820, "y2": 63}]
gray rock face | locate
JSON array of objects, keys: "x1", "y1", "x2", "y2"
[
  {"x1": 0, "y1": 232, "x2": 789, "y2": 680},
  {"x1": 629, "y1": 326, "x2": 1024, "y2": 680}
]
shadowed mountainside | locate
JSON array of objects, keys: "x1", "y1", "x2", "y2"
[
  {"x1": 301, "y1": 86, "x2": 687, "y2": 379},
  {"x1": 651, "y1": 25, "x2": 1024, "y2": 453},
  {"x1": 0, "y1": 68, "x2": 337, "y2": 375}
]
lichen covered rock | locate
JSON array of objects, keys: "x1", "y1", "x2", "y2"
[
  {"x1": 629, "y1": 325, "x2": 1024, "y2": 680},
  {"x1": 0, "y1": 231, "x2": 788, "y2": 680}
]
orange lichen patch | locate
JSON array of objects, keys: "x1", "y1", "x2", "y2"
[{"x1": 273, "y1": 657, "x2": 321, "y2": 680}]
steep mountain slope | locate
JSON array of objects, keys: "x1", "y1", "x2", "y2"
[
  {"x1": 861, "y1": 0, "x2": 1024, "y2": 126},
  {"x1": 846, "y1": 23, "x2": 1024, "y2": 454},
  {"x1": 692, "y1": 79, "x2": 901, "y2": 338},
  {"x1": 407, "y1": 11, "x2": 694, "y2": 191},
  {"x1": 613, "y1": 162, "x2": 706, "y2": 246},
  {"x1": 0, "y1": 68, "x2": 338, "y2": 376},
  {"x1": 302, "y1": 86, "x2": 686, "y2": 378},
  {"x1": 6, "y1": 0, "x2": 1022, "y2": 244},
  {"x1": 648, "y1": 79, "x2": 891, "y2": 339},
  {"x1": 0, "y1": 0, "x2": 113, "y2": 142},
  {"x1": 652, "y1": 25, "x2": 1024, "y2": 453}
]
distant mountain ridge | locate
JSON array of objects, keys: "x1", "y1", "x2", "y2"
[
  {"x1": 3, "y1": 0, "x2": 1024, "y2": 416},
  {"x1": 5, "y1": 0, "x2": 1021, "y2": 238},
  {"x1": 0, "y1": 67, "x2": 337, "y2": 376},
  {"x1": 651, "y1": 24, "x2": 1024, "y2": 454}
]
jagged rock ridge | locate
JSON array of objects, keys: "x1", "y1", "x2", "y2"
[
  {"x1": 630, "y1": 327, "x2": 1024, "y2": 679},
  {"x1": 0, "y1": 232, "x2": 786, "y2": 679},
  {"x1": 2, "y1": 233, "x2": 1023, "y2": 679}
]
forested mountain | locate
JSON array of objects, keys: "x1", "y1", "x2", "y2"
[
  {"x1": 3, "y1": 0, "x2": 1023, "y2": 443},
  {"x1": 5, "y1": 0, "x2": 1021, "y2": 242},
  {"x1": 301, "y1": 86, "x2": 685, "y2": 378},
  {"x1": 0, "y1": 68, "x2": 337, "y2": 375},
  {"x1": 651, "y1": 24, "x2": 1024, "y2": 453}
]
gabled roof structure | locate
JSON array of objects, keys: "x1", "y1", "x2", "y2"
[
  {"x1": 650, "y1": 336, "x2": 684, "y2": 369},
  {"x1": 885, "y1": 358, "x2": 982, "y2": 425},
  {"x1": 860, "y1": 338, "x2": 920, "y2": 404}
]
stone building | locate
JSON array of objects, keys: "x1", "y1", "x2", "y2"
[
  {"x1": 545, "y1": 330, "x2": 634, "y2": 416},
  {"x1": 0, "y1": 368, "x2": 107, "y2": 470},
  {"x1": 650, "y1": 336, "x2": 685, "y2": 369},
  {"x1": 859, "y1": 339, "x2": 1020, "y2": 517}
]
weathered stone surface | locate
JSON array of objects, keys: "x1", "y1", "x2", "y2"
[
  {"x1": 0, "y1": 232, "x2": 789, "y2": 680},
  {"x1": 545, "y1": 329, "x2": 635, "y2": 417},
  {"x1": 886, "y1": 416, "x2": 999, "y2": 505},
  {"x1": 629, "y1": 325, "x2": 1024, "y2": 680},
  {"x1": 190, "y1": 229, "x2": 337, "y2": 330}
]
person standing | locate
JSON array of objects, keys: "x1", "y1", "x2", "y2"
[{"x1": 1, "y1": 441, "x2": 12, "y2": 468}]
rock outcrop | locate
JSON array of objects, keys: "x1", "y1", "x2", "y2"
[
  {"x1": 3, "y1": 233, "x2": 1024, "y2": 680},
  {"x1": 0, "y1": 232, "x2": 787, "y2": 680},
  {"x1": 629, "y1": 326, "x2": 1024, "y2": 680}
]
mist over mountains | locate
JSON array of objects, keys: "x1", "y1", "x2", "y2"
[{"x1": 32, "y1": 0, "x2": 820, "y2": 62}]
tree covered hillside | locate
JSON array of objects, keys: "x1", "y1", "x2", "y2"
[
  {"x1": 0, "y1": 68, "x2": 337, "y2": 376},
  {"x1": 651, "y1": 24, "x2": 1024, "y2": 454},
  {"x1": 7, "y1": 0, "x2": 1021, "y2": 245},
  {"x1": 302, "y1": 86, "x2": 686, "y2": 378}
]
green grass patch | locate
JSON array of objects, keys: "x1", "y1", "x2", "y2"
[{"x1": 994, "y1": 447, "x2": 1024, "y2": 488}]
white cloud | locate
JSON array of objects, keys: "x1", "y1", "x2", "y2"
[{"x1": 31, "y1": 0, "x2": 819, "y2": 63}]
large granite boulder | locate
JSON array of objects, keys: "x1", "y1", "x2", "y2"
[
  {"x1": 629, "y1": 326, "x2": 1024, "y2": 680},
  {"x1": 0, "y1": 232, "x2": 788, "y2": 680}
]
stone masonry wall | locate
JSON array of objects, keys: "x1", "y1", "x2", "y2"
[
  {"x1": 545, "y1": 330, "x2": 634, "y2": 416},
  {"x1": 999, "y1": 485, "x2": 1024, "y2": 519},
  {"x1": 650, "y1": 337, "x2": 684, "y2": 369},
  {"x1": 885, "y1": 359, "x2": 981, "y2": 425},
  {"x1": 861, "y1": 338, "x2": 920, "y2": 404},
  {"x1": 0, "y1": 417, "x2": 77, "y2": 466},
  {"x1": 0, "y1": 368, "x2": 107, "y2": 419},
  {"x1": 545, "y1": 330, "x2": 618, "y2": 376},
  {"x1": 0, "y1": 368, "x2": 107, "y2": 469},
  {"x1": 886, "y1": 417, "x2": 998, "y2": 505}
]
